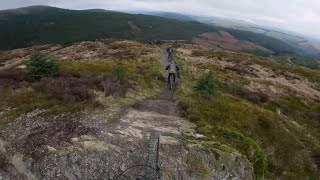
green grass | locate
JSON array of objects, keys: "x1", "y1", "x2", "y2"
[
  {"x1": 177, "y1": 93, "x2": 271, "y2": 178},
  {"x1": 0, "y1": 40, "x2": 164, "y2": 128},
  {"x1": 265, "y1": 31, "x2": 304, "y2": 42},
  {"x1": 59, "y1": 62, "x2": 113, "y2": 73},
  {"x1": 276, "y1": 94, "x2": 320, "y2": 140},
  {"x1": 274, "y1": 54, "x2": 320, "y2": 70},
  {"x1": 59, "y1": 57, "x2": 163, "y2": 94},
  {"x1": 0, "y1": 58, "x2": 163, "y2": 129},
  {"x1": 192, "y1": 49, "x2": 320, "y2": 85},
  {"x1": 0, "y1": 88, "x2": 86, "y2": 124},
  {"x1": 174, "y1": 53, "x2": 320, "y2": 179},
  {"x1": 198, "y1": 126, "x2": 268, "y2": 178},
  {"x1": 186, "y1": 152, "x2": 210, "y2": 178}
]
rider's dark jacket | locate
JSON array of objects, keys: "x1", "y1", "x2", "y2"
[
  {"x1": 167, "y1": 47, "x2": 174, "y2": 53},
  {"x1": 166, "y1": 60, "x2": 179, "y2": 74}
]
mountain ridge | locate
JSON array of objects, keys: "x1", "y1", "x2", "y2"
[{"x1": 0, "y1": 5, "x2": 309, "y2": 59}]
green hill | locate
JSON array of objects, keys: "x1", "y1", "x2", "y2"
[
  {"x1": 139, "y1": 11, "x2": 196, "y2": 21},
  {"x1": 194, "y1": 15, "x2": 320, "y2": 57},
  {"x1": 0, "y1": 6, "x2": 299, "y2": 55},
  {"x1": 0, "y1": 6, "x2": 215, "y2": 50}
]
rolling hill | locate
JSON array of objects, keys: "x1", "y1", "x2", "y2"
[
  {"x1": 134, "y1": 11, "x2": 196, "y2": 21},
  {"x1": 193, "y1": 15, "x2": 320, "y2": 57},
  {"x1": 0, "y1": 6, "x2": 216, "y2": 50},
  {"x1": 136, "y1": 11, "x2": 320, "y2": 58},
  {"x1": 137, "y1": 11, "x2": 319, "y2": 69},
  {"x1": 0, "y1": 5, "x2": 301, "y2": 56},
  {"x1": 0, "y1": 5, "x2": 319, "y2": 180}
]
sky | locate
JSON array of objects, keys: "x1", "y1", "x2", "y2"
[{"x1": 1, "y1": 0, "x2": 320, "y2": 38}]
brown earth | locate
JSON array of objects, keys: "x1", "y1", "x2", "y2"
[
  {"x1": 192, "y1": 31, "x2": 273, "y2": 53},
  {"x1": 128, "y1": 21, "x2": 142, "y2": 34}
]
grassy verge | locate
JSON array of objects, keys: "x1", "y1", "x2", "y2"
[
  {"x1": 191, "y1": 49, "x2": 320, "y2": 85},
  {"x1": 59, "y1": 57, "x2": 163, "y2": 95},
  {"x1": 174, "y1": 52, "x2": 320, "y2": 179},
  {"x1": 0, "y1": 48, "x2": 164, "y2": 128},
  {"x1": 0, "y1": 88, "x2": 87, "y2": 125}
]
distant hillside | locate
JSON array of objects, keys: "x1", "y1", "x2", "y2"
[
  {"x1": 0, "y1": 5, "x2": 62, "y2": 17},
  {"x1": 85, "y1": 9, "x2": 111, "y2": 13},
  {"x1": 0, "y1": 6, "x2": 300, "y2": 56},
  {"x1": 139, "y1": 11, "x2": 195, "y2": 21},
  {"x1": 194, "y1": 15, "x2": 320, "y2": 57},
  {"x1": 0, "y1": 6, "x2": 215, "y2": 50},
  {"x1": 192, "y1": 31, "x2": 273, "y2": 55}
]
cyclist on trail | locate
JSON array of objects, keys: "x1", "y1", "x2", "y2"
[
  {"x1": 165, "y1": 59, "x2": 180, "y2": 84},
  {"x1": 167, "y1": 46, "x2": 174, "y2": 60}
]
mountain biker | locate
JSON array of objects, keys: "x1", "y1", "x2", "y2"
[
  {"x1": 165, "y1": 59, "x2": 180, "y2": 85},
  {"x1": 167, "y1": 46, "x2": 174, "y2": 60}
]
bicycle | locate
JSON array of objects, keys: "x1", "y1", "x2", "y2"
[
  {"x1": 147, "y1": 132, "x2": 161, "y2": 179},
  {"x1": 167, "y1": 52, "x2": 173, "y2": 61},
  {"x1": 114, "y1": 132, "x2": 161, "y2": 180},
  {"x1": 168, "y1": 73, "x2": 175, "y2": 91}
]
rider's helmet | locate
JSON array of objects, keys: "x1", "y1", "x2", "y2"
[{"x1": 168, "y1": 45, "x2": 173, "y2": 53}]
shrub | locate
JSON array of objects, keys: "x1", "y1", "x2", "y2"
[
  {"x1": 0, "y1": 69, "x2": 28, "y2": 82},
  {"x1": 154, "y1": 40, "x2": 162, "y2": 45},
  {"x1": 224, "y1": 83, "x2": 269, "y2": 104},
  {"x1": 26, "y1": 53, "x2": 59, "y2": 80},
  {"x1": 195, "y1": 72, "x2": 219, "y2": 96},
  {"x1": 0, "y1": 69, "x2": 29, "y2": 89},
  {"x1": 97, "y1": 74, "x2": 133, "y2": 97},
  {"x1": 112, "y1": 64, "x2": 127, "y2": 80},
  {"x1": 33, "y1": 77, "x2": 93, "y2": 102},
  {"x1": 33, "y1": 72, "x2": 133, "y2": 102}
]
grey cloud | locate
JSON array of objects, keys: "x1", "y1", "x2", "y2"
[{"x1": 1, "y1": 0, "x2": 320, "y2": 38}]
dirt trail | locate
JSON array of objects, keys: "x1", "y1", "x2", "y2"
[
  {"x1": 0, "y1": 48, "x2": 198, "y2": 179},
  {"x1": 0, "y1": 48, "x2": 254, "y2": 180},
  {"x1": 98, "y1": 49, "x2": 198, "y2": 178}
]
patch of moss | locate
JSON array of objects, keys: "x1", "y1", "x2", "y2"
[
  {"x1": 59, "y1": 62, "x2": 113, "y2": 73},
  {"x1": 203, "y1": 127, "x2": 268, "y2": 178},
  {"x1": 187, "y1": 137, "x2": 236, "y2": 154},
  {"x1": 187, "y1": 128, "x2": 268, "y2": 179}
]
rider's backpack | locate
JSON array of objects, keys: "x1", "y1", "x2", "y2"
[{"x1": 169, "y1": 62, "x2": 177, "y2": 73}]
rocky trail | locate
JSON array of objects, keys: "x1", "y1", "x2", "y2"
[{"x1": 0, "y1": 48, "x2": 254, "y2": 180}]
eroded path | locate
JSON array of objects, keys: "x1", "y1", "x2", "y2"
[{"x1": 0, "y1": 48, "x2": 254, "y2": 180}]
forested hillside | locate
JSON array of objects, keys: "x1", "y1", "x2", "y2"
[{"x1": 0, "y1": 6, "x2": 300, "y2": 56}]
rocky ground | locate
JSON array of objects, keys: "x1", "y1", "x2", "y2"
[
  {"x1": 0, "y1": 87, "x2": 253, "y2": 180},
  {"x1": 0, "y1": 44, "x2": 254, "y2": 179},
  {"x1": 192, "y1": 31, "x2": 272, "y2": 54}
]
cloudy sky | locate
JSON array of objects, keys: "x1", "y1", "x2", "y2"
[{"x1": 1, "y1": 0, "x2": 320, "y2": 38}]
